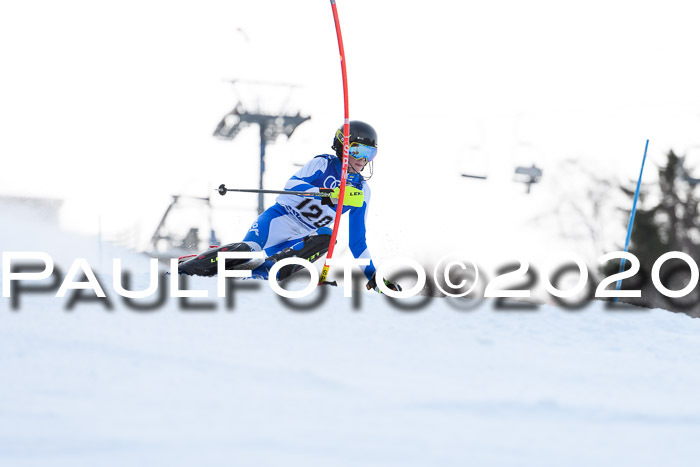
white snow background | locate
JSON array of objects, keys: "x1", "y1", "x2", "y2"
[{"x1": 3, "y1": 167, "x2": 700, "y2": 467}]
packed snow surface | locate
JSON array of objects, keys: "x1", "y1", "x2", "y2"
[{"x1": 2, "y1": 202, "x2": 700, "y2": 466}]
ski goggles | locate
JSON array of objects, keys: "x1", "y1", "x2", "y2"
[
  {"x1": 336, "y1": 129, "x2": 378, "y2": 161},
  {"x1": 349, "y1": 143, "x2": 378, "y2": 162}
]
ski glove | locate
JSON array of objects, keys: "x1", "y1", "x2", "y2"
[
  {"x1": 320, "y1": 186, "x2": 364, "y2": 208},
  {"x1": 366, "y1": 274, "x2": 402, "y2": 294}
]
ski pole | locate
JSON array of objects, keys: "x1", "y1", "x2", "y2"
[
  {"x1": 216, "y1": 183, "x2": 332, "y2": 198},
  {"x1": 614, "y1": 139, "x2": 649, "y2": 301}
]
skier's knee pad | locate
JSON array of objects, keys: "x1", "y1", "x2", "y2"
[{"x1": 268, "y1": 234, "x2": 331, "y2": 264}]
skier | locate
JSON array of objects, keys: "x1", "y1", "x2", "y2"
[{"x1": 178, "y1": 120, "x2": 401, "y2": 293}]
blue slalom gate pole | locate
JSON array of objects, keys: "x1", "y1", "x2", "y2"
[{"x1": 614, "y1": 139, "x2": 650, "y2": 300}]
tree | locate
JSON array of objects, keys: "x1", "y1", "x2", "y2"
[
  {"x1": 532, "y1": 158, "x2": 622, "y2": 263},
  {"x1": 617, "y1": 150, "x2": 700, "y2": 314}
]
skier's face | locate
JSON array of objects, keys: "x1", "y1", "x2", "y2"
[{"x1": 348, "y1": 155, "x2": 367, "y2": 173}]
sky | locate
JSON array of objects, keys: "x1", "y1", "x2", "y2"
[{"x1": 2, "y1": 0, "x2": 700, "y2": 269}]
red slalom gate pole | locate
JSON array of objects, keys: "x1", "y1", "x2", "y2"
[{"x1": 319, "y1": 0, "x2": 350, "y2": 285}]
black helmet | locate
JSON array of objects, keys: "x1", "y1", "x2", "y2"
[{"x1": 331, "y1": 120, "x2": 378, "y2": 156}]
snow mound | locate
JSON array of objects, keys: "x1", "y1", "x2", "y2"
[{"x1": 2, "y1": 201, "x2": 700, "y2": 467}]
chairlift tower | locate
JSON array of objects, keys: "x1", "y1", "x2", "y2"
[{"x1": 213, "y1": 80, "x2": 310, "y2": 214}]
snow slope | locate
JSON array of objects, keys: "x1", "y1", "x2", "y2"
[{"x1": 2, "y1": 203, "x2": 700, "y2": 467}]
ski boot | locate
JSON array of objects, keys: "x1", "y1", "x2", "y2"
[{"x1": 177, "y1": 242, "x2": 263, "y2": 276}]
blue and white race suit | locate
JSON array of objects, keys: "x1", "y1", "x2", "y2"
[{"x1": 242, "y1": 154, "x2": 377, "y2": 280}]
